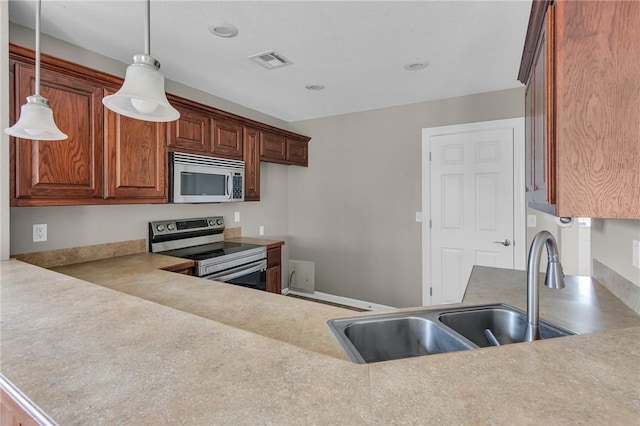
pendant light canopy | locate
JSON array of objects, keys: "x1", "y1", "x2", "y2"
[
  {"x1": 102, "y1": 0, "x2": 179, "y2": 122},
  {"x1": 5, "y1": 0, "x2": 67, "y2": 140}
]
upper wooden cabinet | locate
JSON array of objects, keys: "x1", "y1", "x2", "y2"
[
  {"x1": 8, "y1": 44, "x2": 311, "y2": 206},
  {"x1": 260, "y1": 131, "x2": 309, "y2": 167},
  {"x1": 243, "y1": 126, "x2": 261, "y2": 201},
  {"x1": 519, "y1": 0, "x2": 640, "y2": 218},
  {"x1": 212, "y1": 117, "x2": 243, "y2": 159},
  {"x1": 104, "y1": 89, "x2": 167, "y2": 203},
  {"x1": 167, "y1": 101, "x2": 211, "y2": 153},
  {"x1": 8, "y1": 45, "x2": 167, "y2": 206},
  {"x1": 10, "y1": 60, "x2": 104, "y2": 206}
]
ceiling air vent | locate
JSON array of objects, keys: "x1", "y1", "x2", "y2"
[{"x1": 249, "y1": 50, "x2": 293, "y2": 69}]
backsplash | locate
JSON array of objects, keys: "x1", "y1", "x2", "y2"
[
  {"x1": 593, "y1": 259, "x2": 640, "y2": 315},
  {"x1": 13, "y1": 239, "x2": 146, "y2": 269}
]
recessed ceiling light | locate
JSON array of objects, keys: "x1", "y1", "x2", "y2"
[
  {"x1": 305, "y1": 84, "x2": 325, "y2": 91},
  {"x1": 404, "y1": 62, "x2": 429, "y2": 71},
  {"x1": 208, "y1": 23, "x2": 239, "y2": 38}
]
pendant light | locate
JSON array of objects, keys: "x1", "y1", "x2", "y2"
[
  {"x1": 5, "y1": 0, "x2": 67, "y2": 140},
  {"x1": 102, "y1": 0, "x2": 179, "y2": 122}
]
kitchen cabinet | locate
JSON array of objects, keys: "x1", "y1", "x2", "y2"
[
  {"x1": 9, "y1": 59, "x2": 104, "y2": 206},
  {"x1": 104, "y1": 89, "x2": 167, "y2": 203},
  {"x1": 211, "y1": 117, "x2": 243, "y2": 160},
  {"x1": 285, "y1": 137, "x2": 309, "y2": 167},
  {"x1": 260, "y1": 132, "x2": 309, "y2": 167},
  {"x1": 518, "y1": 0, "x2": 640, "y2": 218},
  {"x1": 243, "y1": 126, "x2": 261, "y2": 201},
  {"x1": 167, "y1": 101, "x2": 211, "y2": 153},
  {"x1": 161, "y1": 262, "x2": 195, "y2": 276},
  {"x1": 9, "y1": 45, "x2": 167, "y2": 206},
  {"x1": 0, "y1": 389, "x2": 39, "y2": 426},
  {"x1": 266, "y1": 244, "x2": 282, "y2": 294},
  {"x1": 8, "y1": 44, "x2": 311, "y2": 207}
]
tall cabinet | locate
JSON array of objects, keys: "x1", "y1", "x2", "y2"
[{"x1": 519, "y1": 0, "x2": 640, "y2": 218}]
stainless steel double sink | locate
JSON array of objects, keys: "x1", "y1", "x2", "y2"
[{"x1": 327, "y1": 303, "x2": 575, "y2": 364}]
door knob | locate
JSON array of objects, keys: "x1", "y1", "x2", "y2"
[{"x1": 493, "y1": 239, "x2": 511, "y2": 247}]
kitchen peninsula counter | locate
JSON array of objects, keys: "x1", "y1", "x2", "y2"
[{"x1": 2, "y1": 257, "x2": 639, "y2": 424}]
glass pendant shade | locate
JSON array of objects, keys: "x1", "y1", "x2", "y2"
[
  {"x1": 5, "y1": 95, "x2": 68, "y2": 140},
  {"x1": 4, "y1": 0, "x2": 67, "y2": 141},
  {"x1": 102, "y1": 54, "x2": 179, "y2": 122}
]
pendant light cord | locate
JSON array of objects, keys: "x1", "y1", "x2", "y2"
[
  {"x1": 35, "y1": 0, "x2": 41, "y2": 96},
  {"x1": 144, "y1": 0, "x2": 150, "y2": 55}
]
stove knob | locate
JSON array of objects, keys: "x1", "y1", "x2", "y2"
[
  {"x1": 216, "y1": 219, "x2": 223, "y2": 226},
  {"x1": 208, "y1": 219, "x2": 215, "y2": 227},
  {"x1": 156, "y1": 224, "x2": 165, "y2": 232},
  {"x1": 167, "y1": 223, "x2": 176, "y2": 231}
]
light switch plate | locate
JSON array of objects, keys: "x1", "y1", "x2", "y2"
[
  {"x1": 259, "y1": 225, "x2": 264, "y2": 236},
  {"x1": 527, "y1": 215, "x2": 537, "y2": 228},
  {"x1": 234, "y1": 211, "x2": 240, "y2": 223},
  {"x1": 415, "y1": 212, "x2": 422, "y2": 223},
  {"x1": 633, "y1": 240, "x2": 639, "y2": 268}
]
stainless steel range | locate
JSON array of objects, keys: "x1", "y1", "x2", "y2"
[{"x1": 149, "y1": 216, "x2": 267, "y2": 290}]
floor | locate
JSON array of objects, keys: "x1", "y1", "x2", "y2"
[{"x1": 286, "y1": 294, "x2": 368, "y2": 312}]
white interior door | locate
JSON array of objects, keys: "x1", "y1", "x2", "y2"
[{"x1": 422, "y1": 119, "x2": 524, "y2": 305}]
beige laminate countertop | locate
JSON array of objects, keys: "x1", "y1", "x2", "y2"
[{"x1": 1, "y1": 257, "x2": 639, "y2": 425}]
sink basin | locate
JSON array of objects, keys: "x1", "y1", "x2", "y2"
[
  {"x1": 328, "y1": 315, "x2": 473, "y2": 364},
  {"x1": 438, "y1": 306, "x2": 575, "y2": 347},
  {"x1": 327, "y1": 303, "x2": 576, "y2": 364}
]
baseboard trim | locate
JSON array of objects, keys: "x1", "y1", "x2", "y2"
[{"x1": 283, "y1": 289, "x2": 395, "y2": 311}]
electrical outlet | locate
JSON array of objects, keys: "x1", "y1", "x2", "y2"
[
  {"x1": 527, "y1": 215, "x2": 537, "y2": 228},
  {"x1": 33, "y1": 224, "x2": 47, "y2": 242},
  {"x1": 415, "y1": 212, "x2": 422, "y2": 223},
  {"x1": 259, "y1": 225, "x2": 264, "y2": 236},
  {"x1": 234, "y1": 211, "x2": 240, "y2": 223},
  {"x1": 633, "y1": 240, "x2": 640, "y2": 268}
]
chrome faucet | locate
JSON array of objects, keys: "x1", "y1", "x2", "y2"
[{"x1": 524, "y1": 230, "x2": 565, "y2": 342}]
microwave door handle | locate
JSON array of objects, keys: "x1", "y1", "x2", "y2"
[{"x1": 226, "y1": 173, "x2": 232, "y2": 199}]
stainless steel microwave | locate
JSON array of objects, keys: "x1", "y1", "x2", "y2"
[{"x1": 169, "y1": 152, "x2": 244, "y2": 203}]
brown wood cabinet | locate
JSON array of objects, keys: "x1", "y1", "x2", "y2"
[
  {"x1": 266, "y1": 244, "x2": 282, "y2": 294},
  {"x1": 260, "y1": 132, "x2": 309, "y2": 167},
  {"x1": 10, "y1": 59, "x2": 104, "y2": 206},
  {"x1": 243, "y1": 126, "x2": 261, "y2": 201},
  {"x1": 0, "y1": 389, "x2": 39, "y2": 426},
  {"x1": 161, "y1": 261, "x2": 195, "y2": 276},
  {"x1": 104, "y1": 89, "x2": 167, "y2": 202},
  {"x1": 167, "y1": 101, "x2": 211, "y2": 153},
  {"x1": 8, "y1": 44, "x2": 311, "y2": 207},
  {"x1": 212, "y1": 117, "x2": 243, "y2": 159},
  {"x1": 519, "y1": 0, "x2": 640, "y2": 218}
]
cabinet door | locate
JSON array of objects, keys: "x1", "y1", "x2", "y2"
[
  {"x1": 266, "y1": 266, "x2": 281, "y2": 294},
  {"x1": 11, "y1": 62, "x2": 103, "y2": 205},
  {"x1": 211, "y1": 117, "x2": 243, "y2": 159},
  {"x1": 243, "y1": 126, "x2": 260, "y2": 201},
  {"x1": 259, "y1": 131, "x2": 286, "y2": 162},
  {"x1": 286, "y1": 138, "x2": 309, "y2": 166},
  {"x1": 168, "y1": 103, "x2": 210, "y2": 153},
  {"x1": 524, "y1": 84, "x2": 535, "y2": 193},
  {"x1": 104, "y1": 89, "x2": 167, "y2": 202}
]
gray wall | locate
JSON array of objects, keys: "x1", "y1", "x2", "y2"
[
  {"x1": 288, "y1": 88, "x2": 526, "y2": 308},
  {"x1": 591, "y1": 219, "x2": 640, "y2": 287}
]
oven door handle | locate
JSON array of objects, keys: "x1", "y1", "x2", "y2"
[{"x1": 204, "y1": 259, "x2": 267, "y2": 282}]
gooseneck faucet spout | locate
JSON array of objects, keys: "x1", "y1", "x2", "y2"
[{"x1": 524, "y1": 230, "x2": 565, "y2": 342}]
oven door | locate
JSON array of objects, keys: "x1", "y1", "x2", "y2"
[{"x1": 202, "y1": 259, "x2": 267, "y2": 291}]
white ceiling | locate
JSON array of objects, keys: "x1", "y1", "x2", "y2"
[{"x1": 8, "y1": 0, "x2": 532, "y2": 122}]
